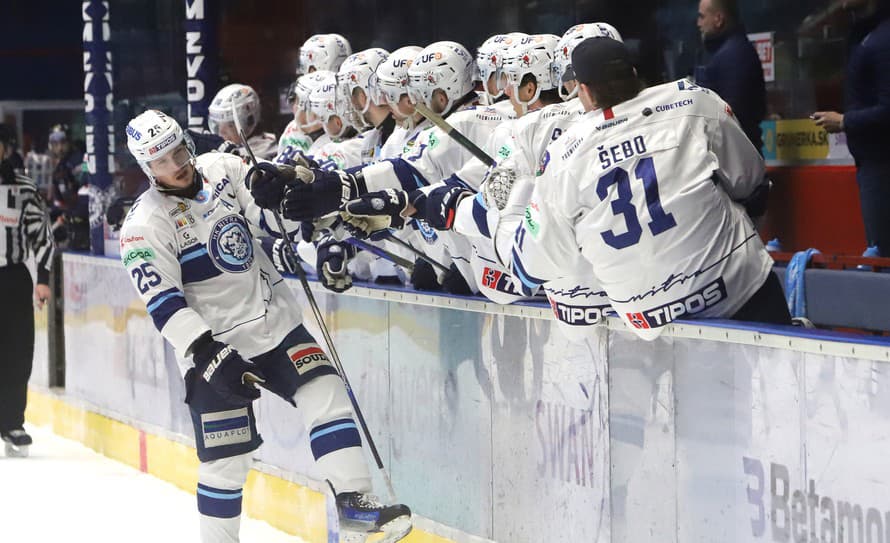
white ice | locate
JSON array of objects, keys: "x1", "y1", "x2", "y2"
[{"x1": 0, "y1": 423, "x2": 306, "y2": 542}]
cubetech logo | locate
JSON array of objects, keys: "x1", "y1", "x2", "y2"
[{"x1": 626, "y1": 278, "x2": 727, "y2": 329}]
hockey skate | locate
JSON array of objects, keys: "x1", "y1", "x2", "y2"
[
  {"x1": 2, "y1": 428, "x2": 32, "y2": 457},
  {"x1": 333, "y1": 486, "x2": 412, "y2": 543}
]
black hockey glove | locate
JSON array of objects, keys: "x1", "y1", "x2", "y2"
[
  {"x1": 282, "y1": 167, "x2": 364, "y2": 221},
  {"x1": 191, "y1": 333, "x2": 265, "y2": 406},
  {"x1": 740, "y1": 178, "x2": 772, "y2": 220},
  {"x1": 105, "y1": 196, "x2": 136, "y2": 231},
  {"x1": 316, "y1": 232, "x2": 356, "y2": 293},
  {"x1": 260, "y1": 237, "x2": 301, "y2": 275},
  {"x1": 409, "y1": 257, "x2": 442, "y2": 291},
  {"x1": 418, "y1": 184, "x2": 473, "y2": 231},
  {"x1": 441, "y1": 263, "x2": 474, "y2": 295},
  {"x1": 278, "y1": 150, "x2": 319, "y2": 169},
  {"x1": 339, "y1": 189, "x2": 409, "y2": 240},
  {"x1": 246, "y1": 162, "x2": 298, "y2": 210}
]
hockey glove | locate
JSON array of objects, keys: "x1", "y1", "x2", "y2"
[
  {"x1": 282, "y1": 167, "x2": 363, "y2": 221},
  {"x1": 409, "y1": 257, "x2": 442, "y2": 291},
  {"x1": 316, "y1": 232, "x2": 356, "y2": 293},
  {"x1": 339, "y1": 189, "x2": 410, "y2": 240},
  {"x1": 191, "y1": 333, "x2": 265, "y2": 406},
  {"x1": 419, "y1": 184, "x2": 474, "y2": 231},
  {"x1": 441, "y1": 263, "x2": 474, "y2": 295},
  {"x1": 247, "y1": 162, "x2": 298, "y2": 210}
]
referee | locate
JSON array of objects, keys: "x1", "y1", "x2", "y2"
[{"x1": 0, "y1": 124, "x2": 54, "y2": 455}]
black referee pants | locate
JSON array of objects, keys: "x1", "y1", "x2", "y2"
[{"x1": 0, "y1": 263, "x2": 34, "y2": 433}]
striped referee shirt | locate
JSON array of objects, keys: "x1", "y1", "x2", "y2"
[{"x1": 0, "y1": 170, "x2": 55, "y2": 284}]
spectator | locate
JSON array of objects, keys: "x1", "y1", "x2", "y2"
[
  {"x1": 813, "y1": 0, "x2": 890, "y2": 257},
  {"x1": 0, "y1": 124, "x2": 55, "y2": 456},
  {"x1": 694, "y1": 0, "x2": 767, "y2": 151}
]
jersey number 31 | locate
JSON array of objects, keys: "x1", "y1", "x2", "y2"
[{"x1": 596, "y1": 157, "x2": 676, "y2": 250}]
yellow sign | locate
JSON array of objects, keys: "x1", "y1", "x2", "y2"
[{"x1": 774, "y1": 119, "x2": 829, "y2": 161}]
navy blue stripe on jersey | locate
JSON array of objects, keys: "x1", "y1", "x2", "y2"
[
  {"x1": 471, "y1": 194, "x2": 491, "y2": 238},
  {"x1": 388, "y1": 158, "x2": 429, "y2": 190},
  {"x1": 179, "y1": 243, "x2": 222, "y2": 284},
  {"x1": 510, "y1": 248, "x2": 544, "y2": 296},
  {"x1": 441, "y1": 173, "x2": 472, "y2": 190},
  {"x1": 308, "y1": 418, "x2": 362, "y2": 460},
  {"x1": 196, "y1": 483, "x2": 243, "y2": 519},
  {"x1": 146, "y1": 287, "x2": 187, "y2": 331}
]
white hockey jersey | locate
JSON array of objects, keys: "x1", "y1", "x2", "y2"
[
  {"x1": 276, "y1": 119, "x2": 314, "y2": 160},
  {"x1": 508, "y1": 79, "x2": 772, "y2": 340},
  {"x1": 120, "y1": 153, "x2": 302, "y2": 372},
  {"x1": 313, "y1": 133, "x2": 366, "y2": 170},
  {"x1": 247, "y1": 132, "x2": 279, "y2": 161}
]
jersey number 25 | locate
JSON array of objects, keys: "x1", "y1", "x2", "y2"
[{"x1": 596, "y1": 157, "x2": 676, "y2": 250}]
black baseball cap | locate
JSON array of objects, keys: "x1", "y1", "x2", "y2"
[{"x1": 570, "y1": 37, "x2": 635, "y2": 86}]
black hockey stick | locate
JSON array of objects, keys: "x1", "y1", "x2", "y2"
[
  {"x1": 413, "y1": 102, "x2": 497, "y2": 167},
  {"x1": 233, "y1": 111, "x2": 397, "y2": 500}
]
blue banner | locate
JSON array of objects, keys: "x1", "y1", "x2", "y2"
[
  {"x1": 82, "y1": 0, "x2": 115, "y2": 255},
  {"x1": 185, "y1": 0, "x2": 218, "y2": 131}
]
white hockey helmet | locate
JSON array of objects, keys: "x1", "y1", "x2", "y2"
[
  {"x1": 299, "y1": 33, "x2": 352, "y2": 74},
  {"x1": 306, "y1": 80, "x2": 351, "y2": 137},
  {"x1": 498, "y1": 34, "x2": 561, "y2": 110},
  {"x1": 407, "y1": 41, "x2": 475, "y2": 114},
  {"x1": 294, "y1": 70, "x2": 337, "y2": 130},
  {"x1": 554, "y1": 22, "x2": 623, "y2": 100},
  {"x1": 125, "y1": 109, "x2": 196, "y2": 189},
  {"x1": 371, "y1": 45, "x2": 422, "y2": 117},
  {"x1": 338, "y1": 48, "x2": 390, "y2": 113},
  {"x1": 475, "y1": 32, "x2": 528, "y2": 101},
  {"x1": 207, "y1": 84, "x2": 262, "y2": 137}
]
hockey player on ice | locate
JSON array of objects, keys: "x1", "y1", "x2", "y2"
[
  {"x1": 501, "y1": 37, "x2": 792, "y2": 339},
  {"x1": 207, "y1": 84, "x2": 278, "y2": 161},
  {"x1": 119, "y1": 109, "x2": 411, "y2": 543}
]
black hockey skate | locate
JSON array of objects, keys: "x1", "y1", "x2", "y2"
[
  {"x1": 333, "y1": 487, "x2": 412, "y2": 543},
  {"x1": 2, "y1": 428, "x2": 32, "y2": 457}
]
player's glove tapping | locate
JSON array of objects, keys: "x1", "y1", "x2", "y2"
[
  {"x1": 282, "y1": 167, "x2": 365, "y2": 221},
  {"x1": 246, "y1": 162, "x2": 298, "y2": 209},
  {"x1": 191, "y1": 332, "x2": 266, "y2": 406},
  {"x1": 316, "y1": 231, "x2": 355, "y2": 293},
  {"x1": 339, "y1": 188, "x2": 410, "y2": 240}
]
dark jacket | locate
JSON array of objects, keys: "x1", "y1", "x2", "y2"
[
  {"x1": 844, "y1": 10, "x2": 890, "y2": 163},
  {"x1": 695, "y1": 26, "x2": 767, "y2": 151}
]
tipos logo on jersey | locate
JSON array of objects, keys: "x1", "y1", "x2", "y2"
[
  {"x1": 201, "y1": 408, "x2": 251, "y2": 448},
  {"x1": 209, "y1": 215, "x2": 254, "y2": 273},
  {"x1": 549, "y1": 297, "x2": 616, "y2": 325},
  {"x1": 481, "y1": 267, "x2": 521, "y2": 295},
  {"x1": 626, "y1": 278, "x2": 727, "y2": 329},
  {"x1": 287, "y1": 344, "x2": 330, "y2": 375}
]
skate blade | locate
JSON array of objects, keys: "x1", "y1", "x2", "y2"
[
  {"x1": 4, "y1": 443, "x2": 29, "y2": 458},
  {"x1": 376, "y1": 515, "x2": 412, "y2": 543}
]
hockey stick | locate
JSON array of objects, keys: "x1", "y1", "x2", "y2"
[
  {"x1": 234, "y1": 113, "x2": 398, "y2": 501},
  {"x1": 413, "y1": 102, "x2": 497, "y2": 167},
  {"x1": 382, "y1": 231, "x2": 450, "y2": 274}
]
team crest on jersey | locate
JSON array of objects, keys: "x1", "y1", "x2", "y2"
[
  {"x1": 415, "y1": 219, "x2": 439, "y2": 243},
  {"x1": 209, "y1": 215, "x2": 254, "y2": 273}
]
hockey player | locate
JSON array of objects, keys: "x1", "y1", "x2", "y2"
[
  {"x1": 273, "y1": 41, "x2": 510, "y2": 294},
  {"x1": 120, "y1": 109, "x2": 411, "y2": 542},
  {"x1": 207, "y1": 84, "x2": 278, "y2": 160},
  {"x1": 277, "y1": 70, "x2": 336, "y2": 163},
  {"x1": 299, "y1": 33, "x2": 352, "y2": 74},
  {"x1": 304, "y1": 80, "x2": 363, "y2": 169},
  {"x1": 503, "y1": 37, "x2": 791, "y2": 339},
  {"x1": 474, "y1": 32, "x2": 528, "y2": 115}
]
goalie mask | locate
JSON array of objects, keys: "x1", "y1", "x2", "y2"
[
  {"x1": 554, "y1": 22, "x2": 623, "y2": 100},
  {"x1": 407, "y1": 41, "x2": 475, "y2": 115},
  {"x1": 208, "y1": 84, "x2": 261, "y2": 139},
  {"x1": 126, "y1": 109, "x2": 198, "y2": 193},
  {"x1": 299, "y1": 33, "x2": 352, "y2": 74}
]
